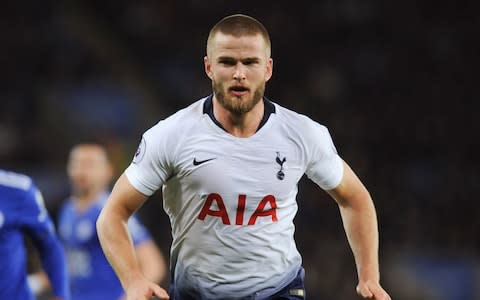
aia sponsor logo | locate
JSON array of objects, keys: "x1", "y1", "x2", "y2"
[{"x1": 198, "y1": 193, "x2": 278, "y2": 225}]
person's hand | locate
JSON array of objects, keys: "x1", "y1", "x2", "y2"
[
  {"x1": 124, "y1": 278, "x2": 169, "y2": 300},
  {"x1": 356, "y1": 280, "x2": 391, "y2": 300}
]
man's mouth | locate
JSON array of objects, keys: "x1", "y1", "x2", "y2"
[{"x1": 229, "y1": 86, "x2": 249, "y2": 97}]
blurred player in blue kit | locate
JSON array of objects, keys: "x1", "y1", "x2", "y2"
[
  {"x1": 57, "y1": 144, "x2": 166, "y2": 300},
  {"x1": 0, "y1": 169, "x2": 70, "y2": 300},
  {"x1": 97, "y1": 14, "x2": 392, "y2": 300}
]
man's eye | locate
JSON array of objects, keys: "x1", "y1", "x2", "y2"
[
  {"x1": 243, "y1": 60, "x2": 258, "y2": 66},
  {"x1": 219, "y1": 60, "x2": 235, "y2": 65}
]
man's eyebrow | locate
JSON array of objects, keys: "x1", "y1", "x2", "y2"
[
  {"x1": 217, "y1": 56, "x2": 260, "y2": 62},
  {"x1": 242, "y1": 57, "x2": 260, "y2": 63},
  {"x1": 217, "y1": 56, "x2": 236, "y2": 61}
]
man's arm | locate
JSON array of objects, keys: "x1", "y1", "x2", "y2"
[
  {"x1": 96, "y1": 173, "x2": 169, "y2": 300},
  {"x1": 23, "y1": 185, "x2": 70, "y2": 300},
  {"x1": 33, "y1": 235, "x2": 70, "y2": 300},
  {"x1": 136, "y1": 240, "x2": 167, "y2": 286},
  {"x1": 326, "y1": 161, "x2": 391, "y2": 300}
]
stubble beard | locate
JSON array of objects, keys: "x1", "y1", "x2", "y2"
[
  {"x1": 71, "y1": 183, "x2": 90, "y2": 198},
  {"x1": 213, "y1": 80, "x2": 265, "y2": 116}
]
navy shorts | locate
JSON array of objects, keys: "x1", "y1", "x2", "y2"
[
  {"x1": 265, "y1": 267, "x2": 306, "y2": 300},
  {"x1": 168, "y1": 267, "x2": 306, "y2": 300}
]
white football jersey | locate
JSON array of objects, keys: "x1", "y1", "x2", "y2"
[{"x1": 126, "y1": 96, "x2": 344, "y2": 299}]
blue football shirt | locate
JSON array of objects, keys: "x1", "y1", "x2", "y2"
[
  {"x1": 0, "y1": 169, "x2": 70, "y2": 300},
  {"x1": 58, "y1": 190, "x2": 152, "y2": 300}
]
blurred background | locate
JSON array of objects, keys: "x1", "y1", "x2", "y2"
[{"x1": 1, "y1": 0, "x2": 478, "y2": 299}]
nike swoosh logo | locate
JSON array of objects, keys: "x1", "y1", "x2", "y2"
[{"x1": 193, "y1": 157, "x2": 216, "y2": 166}]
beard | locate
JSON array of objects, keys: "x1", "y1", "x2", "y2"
[{"x1": 212, "y1": 79, "x2": 265, "y2": 116}]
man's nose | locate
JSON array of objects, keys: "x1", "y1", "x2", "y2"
[{"x1": 233, "y1": 63, "x2": 246, "y2": 80}]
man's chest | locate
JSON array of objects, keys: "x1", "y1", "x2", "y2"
[
  {"x1": 176, "y1": 135, "x2": 304, "y2": 194},
  {"x1": 165, "y1": 136, "x2": 305, "y2": 226},
  {"x1": 59, "y1": 210, "x2": 98, "y2": 246}
]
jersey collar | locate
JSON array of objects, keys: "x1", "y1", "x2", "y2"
[{"x1": 203, "y1": 94, "x2": 276, "y2": 133}]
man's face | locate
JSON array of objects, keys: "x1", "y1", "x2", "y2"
[
  {"x1": 67, "y1": 145, "x2": 112, "y2": 196},
  {"x1": 204, "y1": 32, "x2": 273, "y2": 115}
]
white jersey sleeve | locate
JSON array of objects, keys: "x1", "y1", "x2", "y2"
[
  {"x1": 302, "y1": 117, "x2": 344, "y2": 190},
  {"x1": 125, "y1": 120, "x2": 175, "y2": 196}
]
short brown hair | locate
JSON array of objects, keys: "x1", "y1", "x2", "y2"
[{"x1": 206, "y1": 14, "x2": 271, "y2": 57}]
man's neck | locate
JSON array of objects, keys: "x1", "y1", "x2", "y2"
[
  {"x1": 212, "y1": 97, "x2": 264, "y2": 138},
  {"x1": 72, "y1": 189, "x2": 103, "y2": 211}
]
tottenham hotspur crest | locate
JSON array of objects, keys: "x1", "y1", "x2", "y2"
[{"x1": 275, "y1": 152, "x2": 286, "y2": 180}]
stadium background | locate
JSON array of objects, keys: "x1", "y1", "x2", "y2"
[{"x1": 1, "y1": 1, "x2": 478, "y2": 299}]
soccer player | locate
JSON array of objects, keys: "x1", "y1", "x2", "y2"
[
  {"x1": 0, "y1": 169, "x2": 70, "y2": 300},
  {"x1": 57, "y1": 144, "x2": 166, "y2": 300},
  {"x1": 97, "y1": 14, "x2": 391, "y2": 300}
]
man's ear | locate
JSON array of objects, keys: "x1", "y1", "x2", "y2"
[
  {"x1": 265, "y1": 58, "x2": 273, "y2": 82},
  {"x1": 204, "y1": 56, "x2": 213, "y2": 79}
]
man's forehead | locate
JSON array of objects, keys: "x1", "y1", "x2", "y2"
[
  {"x1": 212, "y1": 32, "x2": 265, "y2": 46},
  {"x1": 70, "y1": 145, "x2": 108, "y2": 162},
  {"x1": 209, "y1": 32, "x2": 269, "y2": 57}
]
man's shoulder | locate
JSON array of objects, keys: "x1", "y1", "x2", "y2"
[
  {"x1": 270, "y1": 102, "x2": 332, "y2": 147},
  {"x1": 58, "y1": 197, "x2": 76, "y2": 217},
  {"x1": 273, "y1": 102, "x2": 325, "y2": 128},
  {"x1": 0, "y1": 169, "x2": 32, "y2": 192}
]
